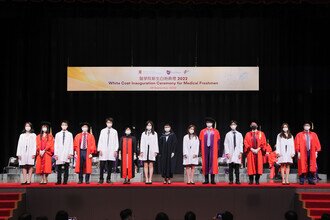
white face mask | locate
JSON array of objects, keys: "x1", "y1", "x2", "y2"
[
  {"x1": 283, "y1": 127, "x2": 288, "y2": 132},
  {"x1": 61, "y1": 125, "x2": 68, "y2": 131},
  {"x1": 106, "y1": 122, "x2": 113, "y2": 128},
  {"x1": 42, "y1": 127, "x2": 48, "y2": 132},
  {"x1": 164, "y1": 127, "x2": 171, "y2": 132},
  {"x1": 82, "y1": 127, "x2": 88, "y2": 132},
  {"x1": 304, "y1": 125, "x2": 310, "y2": 131},
  {"x1": 206, "y1": 123, "x2": 213, "y2": 128},
  {"x1": 230, "y1": 125, "x2": 237, "y2": 130},
  {"x1": 125, "y1": 130, "x2": 131, "y2": 135},
  {"x1": 189, "y1": 129, "x2": 194, "y2": 134},
  {"x1": 146, "y1": 125, "x2": 152, "y2": 131},
  {"x1": 25, "y1": 126, "x2": 31, "y2": 132}
]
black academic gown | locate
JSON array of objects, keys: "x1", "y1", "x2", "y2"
[{"x1": 159, "y1": 132, "x2": 178, "y2": 178}]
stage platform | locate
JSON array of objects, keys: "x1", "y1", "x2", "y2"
[{"x1": 1, "y1": 182, "x2": 330, "y2": 220}]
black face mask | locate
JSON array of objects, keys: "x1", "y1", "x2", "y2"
[{"x1": 251, "y1": 126, "x2": 257, "y2": 130}]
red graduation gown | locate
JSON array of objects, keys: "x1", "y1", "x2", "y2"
[
  {"x1": 294, "y1": 131, "x2": 321, "y2": 176},
  {"x1": 35, "y1": 134, "x2": 54, "y2": 174},
  {"x1": 199, "y1": 128, "x2": 220, "y2": 175},
  {"x1": 244, "y1": 131, "x2": 266, "y2": 175},
  {"x1": 74, "y1": 132, "x2": 96, "y2": 174},
  {"x1": 119, "y1": 136, "x2": 137, "y2": 179}
]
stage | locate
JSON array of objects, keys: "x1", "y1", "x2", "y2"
[{"x1": 1, "y1": 182, "x2": 330, "y2": 220}]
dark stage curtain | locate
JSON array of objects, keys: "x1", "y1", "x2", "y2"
[{"x1": 1, "y1": 2, "x2": 329, "y2": 175}]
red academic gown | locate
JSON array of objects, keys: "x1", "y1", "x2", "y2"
[
  {"x1": 294, "y1": 131, "x2": 321, "y2": 176},
  {"x1": 119, "y1": 135, "x2": 137, "y2": 179},
  {"x1": 244, "y1": 131, "x2": 266, "y2": 175},
  {"x1": 199, "y1": 128, "x2": 220, "y2": 175},
  {"x1": 74, "y1": 132, "x2": 96, "y2": 174},
  {"x1": 263, "y1": 143, "x2": 272, "y2": 164},
  {"x1": 36, "y1": 134, "x2": 54, "y2": 174}
]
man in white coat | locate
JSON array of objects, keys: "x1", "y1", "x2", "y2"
[
  {"x1": 98, "y1": 117, "x2": 119, "y2": 184},
  {"x1": 224, "y1": 120, "x2": 244, "y2": 184},
  {"x1": 54, "y1": 120, "x2": 74, "y2": 185}
]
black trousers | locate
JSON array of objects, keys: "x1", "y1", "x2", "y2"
[
  {"x1": 79, "y1": 149, "x2": 90, "y2": 182},
  {"x1": 228, "y1": 163, "x2": 240, "y2": 182},
  {"x1": 56, "y1": 163, "x2": 69, "y2": 183},
  {"x1": 249, "y1": 174, "x2": 260, "y2": 183},
  {"x1": 99, "y1": 160, "x2": 113, "y2": 181}
]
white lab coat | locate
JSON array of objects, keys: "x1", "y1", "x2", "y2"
[
  {"x1": 16, "y1": 133, "x2": 37, "y2": 166},
  {"x1": 54, "y1": 130, "x2": 74, "y2": 165},
  {"x1": 139, "y1": 131, "x2": 159, "y2": 161},
  {"x1": 97, "y1": 127, "x2": 119, "y2": 161},
  {"x1": 224, "y1": 130, "x2": 243, "y2": 164},
  {"x1": 183, "y1": 134, "x2": 200, "y2": 165},
  {"x1": 275, "y1": 133, "x2": 295, "y2": 164}
]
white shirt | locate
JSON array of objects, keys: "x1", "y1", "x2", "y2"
[
  {"x1": 16, "y1": 132, "x2": 37, "y2": 166},
  {"x1": 139, "y1": 131, "x2": 159, "y2": 161},
  {"x1": 98, "y1": 127, "x2": 119, "y2": 161},
  {"x1": 224, "y1": 130, "x2": 243, "y2": 164},
  {"x1": 183, "y1": 134, "x2": 200, "y2": 165},
  {"x1": 54, "y1": 130, "x2": 73, "y2": 165},
  {"x1": 276, "y1": 133, "x2": 295, "y2": 164}
]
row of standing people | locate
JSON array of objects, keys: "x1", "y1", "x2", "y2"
[{"x1": 16, "y1": 118, "x2": 321, "y2": 185}]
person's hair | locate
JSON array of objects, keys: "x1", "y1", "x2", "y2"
[
  {"x1": 145, "y1": 120, "x2": 155, "y2": 135},
  {"x1": 284, "y1": 210, "x2": 298, "y2": 220},
  {"x1": 280, "y1": 123, "x2": 292, "y2": 139},
  {"x1": 120, "y1": 209, "x2": 133, "y2": 220},
  {"x1": 18, "y1": 213, "x2": 32, "y2": 220},
  {"x1": 55, "y1": 210, "x2": 69, "y2": 220},
  {"x1": 155, "y1": 212, "x2": 169, "y2": 220},
  {"x1": 187, "y1": 125, "x2": 197, "y2": 139},
  {"x1": 36, "y1": 216, "x2": 48, "y2": 220},
  {"x1": 321, "y1": 213, "x2": 330, "y2": 220},
  {"x1": 230, "y1": 120, "x2": 237, "y2": 126},
  {"x1": 222, "y1": 211, "x2": 233, "y2": 220},
  {"x1": 61, "y1": 120, "x2": 69, "y2": 126},
  {"x1": 184, "y1": 211, "x2": 196, "y2": 220},
  {"x1": 40, "y1": 123, "x2": 51, "y2": 141},
  {"x1": 22, "y1": 122, "x2": 34, "y2": 133},
  {"x1": 106, "y1": 117, "x2": 114, "y2": 123}
]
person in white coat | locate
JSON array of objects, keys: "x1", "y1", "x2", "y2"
[
  {"x1": 224, "y1": 120, "x2": 243, "y2": 184},
  {"x1": 276, "y1": 123, "x2": 295, "y2": 185},
  {"x1": 139, "y1": 120, "x2": 159, "y2": 184},
  {"x1": 97, "y1": 117, "x2": 119, "y2": 184},
  {"x1": 16, "y1": 122, "x2": 36, "y2": 185},
  {"x1": 183, "y1": 125, "x2": 199, "y2": 184},
  {"x1": 54, "y1": 120, "x2": 73, "y2": 185}
]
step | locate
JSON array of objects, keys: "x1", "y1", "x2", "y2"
[
  {"x1": 304, "y1": 200, "x2": 330, "y2": 209},
  {"x1": 0, "y1": 194, "x2": 20, "y2": 201},
  {"x1": 0, "y1": 201, "x2": 16, "y2": 209},
  {"x1": 0, "y1": 208, "x2": 11, "y2": 217},
  {"x1": 300, "y1": 193, "x2": 330, "y2": 201},
  {"x1": 309, "y1": 208, "x2": 330, "y2": 216}
]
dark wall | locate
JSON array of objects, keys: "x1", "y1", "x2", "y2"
[{"x1": 1, "y1": 2, "x2": 329, "y2": 174}]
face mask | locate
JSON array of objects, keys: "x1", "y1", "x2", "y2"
[
  {"x1": 25, "y1": 126, "x2": 31, "y2": 132},
  {"x1": 206, "y1": 123, "x2": 213, "y2": 128},
  {"x1": 283, "y1": 127, "x2": 288, "y2": 132},
  {"x1": 146, "y1": 125, "x2": 152, "y2": 131},
  {"x1": 304, "y1": 126, "x2": 310, "y2": 131},
  {"x1": 61, "y1": 125, "x2": 68, "y2": 131},
  {"x1": 230, "y1": 125, "x2": 237, "y2": 130},
  {"x1": 164, "y1": 127, "x2": 171, "y2": 132},
  {"x1": 251, "y1": 125, "x2": 257, "y2": 130},
  {"x1": 42, "y1": 127, "x2": 48, "y2": 132},
  {"x1": 106, "y1": 123, "x2": 112, "y2": 128},
  {"x1": 125, "y1": 130, "x2": 131, "y2": 135},
  {"x1": 82, "y1": 127, "x2": 88, "y2": 132},
  {"x1": 189, "y1": 129, "x2": 194, "y2": 134}
]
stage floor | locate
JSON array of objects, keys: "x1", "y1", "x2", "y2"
[{"x1": 1, "y1": 182, "x2": 330, "y2": 220}]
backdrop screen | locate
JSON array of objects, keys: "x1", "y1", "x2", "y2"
[{"x1": 67, "y1": 67, "x2": 259, "y2": 91}]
